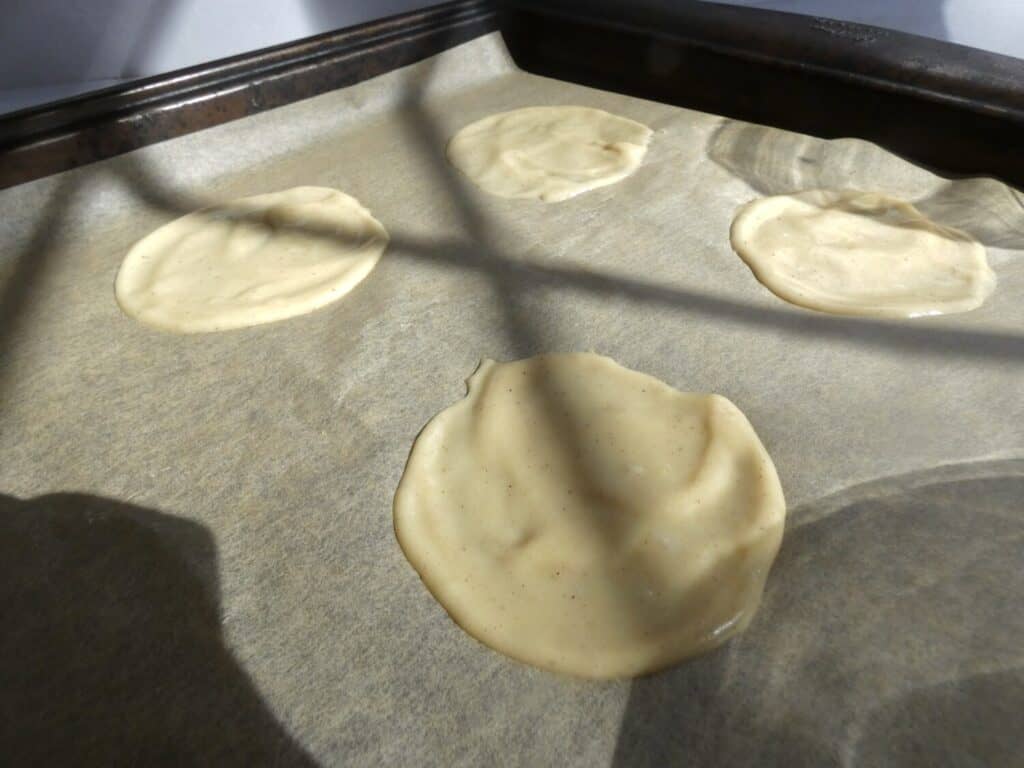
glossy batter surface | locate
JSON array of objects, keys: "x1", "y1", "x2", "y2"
[
  {"x1": 394, "y1": 353, "x2": 786, "y2": 679},
  {"x1": 446, "y1": 106, "x2": 652, "y2": 202},
  {"x1": 730, "y1": 189, "x2": 995, "y2": 317},
  {"x1": 115, "y1": 186, "x2": 388, "y2": 332}
]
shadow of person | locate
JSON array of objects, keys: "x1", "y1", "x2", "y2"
[
  {"x1": 0, "y1": 492, "x2": 317, "y2": 766},
  {"x1": 611, "y1": 460, "x2": 1024, "y2": 767}
]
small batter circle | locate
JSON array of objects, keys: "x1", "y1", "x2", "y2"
[
  {"x1": 730, "y1": 189, "x2": 995, "y2": 318},
  {"x1": 116, "y1": 186, "x2": 388, "y2": 333},
  {"x1": 394, "y1": 353, "x2": 786, "y2": 679},
  {"x1": 446, "y1": 106, "x2": 652, "y2": 203}
]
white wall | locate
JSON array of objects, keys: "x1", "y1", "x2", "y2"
[
  {"x1": 3, "y1": 1, "x2": 1023, "y2": 115},
  {"x1": 0, "y1": 0, "x2": 437, "y2": 113}
]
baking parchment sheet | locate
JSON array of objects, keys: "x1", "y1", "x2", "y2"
[{"x1": 1, "y1": 32, "x2": 1022, "y2": 767}]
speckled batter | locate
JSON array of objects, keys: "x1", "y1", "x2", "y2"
[
  {"x1": 730, "y1": 189, "x2": 995, "y2": 317},
  {"x1": 446, "y1": 106, "x2": 652, "y2": 202},
  {"x1": 393, "y1": 353, "x2": 786, "y2": 679},
  {"x1": 115, "y1": 186, "x2": 388, "y2": 333}
]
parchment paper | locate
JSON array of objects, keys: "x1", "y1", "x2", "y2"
[{"x1": 1, "y1": 33, "x2": 1022, "y2": 767}]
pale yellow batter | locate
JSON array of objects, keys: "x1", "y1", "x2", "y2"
[
  {"x1": 446, "y1": 106, "x2": 652, "y2": 202},
  {"x1": 115, "y1": 186, "x2": 388, "y2": 333},
  {"x1": 730, "y1": 189, "x2": 995, "y2": 317},
  {"x1": 394, "y1": 353, "x2": 786, "y2": 679}
]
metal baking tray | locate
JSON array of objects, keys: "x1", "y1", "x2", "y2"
[{"x1": 1, "y1": 2, "x2": 1022, "y2": 765}]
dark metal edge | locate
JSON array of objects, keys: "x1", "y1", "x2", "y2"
[
  {"x1": 502, "y1": 0, "x2": 1024, "y2": 186},
  {"x1": 3, "y1": 0, "x2": 1023, "y2": 190},
  {"x1": 508, "y1": 0, "x2": 1024, "y2": 122},
  {"x1": 0, "y1": 0, "x2": 496, "y2": 190}
]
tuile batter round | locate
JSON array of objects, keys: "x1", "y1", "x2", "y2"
[
  {"x1": 394, "y1": 353, "x2": 786, "y2": 679},
  {"x1": 446, "y1": 106, "x2": 652, "y2": 203},
  {"x1": 729, "y1": 189, "x2": 995, "y2": 318},
  {"x1": 115, "y1": 186, "x2": 388, "y2": 333}
]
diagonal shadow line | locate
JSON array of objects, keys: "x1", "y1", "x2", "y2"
[
  {"x1": 0, "y1": 175, "x2": 82, "y2": 407},
  {"x1": 421, "y1": 247, "x2": 1024, "y2": 362},
  {"x1": 390, "y1": 45, "x2": 831, "y2": 682},
  {"x1": 390, "y1": 29, "x2": 676, "y2": 677},
  {"x1": 394, "y1": 37, "x2": 542, "y2": 359},
  {"x1": 106, "y1": 151, "x2": 1024, "y2": 365},
  {"x1": 0, "y1": 171, "x2": 321, "y2": 764}
]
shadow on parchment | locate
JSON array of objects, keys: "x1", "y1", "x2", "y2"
[
  {"x1": 3, "y1": 26, "x2": 1024, "y2": 763},
  {"x1": 94, "y1": 150, "x2": 1024, "y2": 365},
  {"x1": 0, "y1": 492, "x2": 318, "y2": 766},
  {"x1": 707, "y1": 119, "x2": 1024, "y2": 250},
  {"x1": 855, "y1": 670, "x2": 1024, "y2": 767},
  {"x1": 0, "y1": 176, "x2": 80, "y2": 385},
  {"x1": 612, "y1": 460, "x2": 1024, "y2": 767}
]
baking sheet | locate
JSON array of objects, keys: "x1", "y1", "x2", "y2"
[{"x1": 2, "y1": 32, "x2": 1023, "y2": 766}]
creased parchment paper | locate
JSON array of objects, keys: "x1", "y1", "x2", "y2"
[{"x1": 1, "y1": 33, "x2": 1022, "y2": 767}]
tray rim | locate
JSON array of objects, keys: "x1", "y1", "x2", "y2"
[
  {"x1": 2, "y1": 0, "x2": 1023, "y2": 190},
  {"x1": 0, "y1": 0, "x2": 497, "y2": 189}
]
